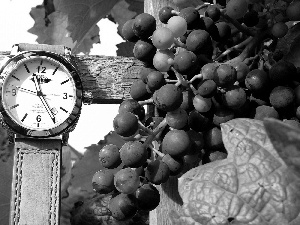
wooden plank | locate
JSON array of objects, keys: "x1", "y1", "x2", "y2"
[{"x1": 0, "y1": 52, "x2": 143, "y2": 104}]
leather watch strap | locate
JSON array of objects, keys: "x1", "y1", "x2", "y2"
[
  {"x1": 10, "y1": 138, "x2": 61, "y2": 225},
  {"x1": 18, "y1": 43, "x2": 66, "y2": 54}
]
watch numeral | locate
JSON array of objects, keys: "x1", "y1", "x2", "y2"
[
  {"x1": 36, "y1": 115, "x2": 41, "y2": 122},
  {"x1": 63, "y1": 93, "x2": 68, "y2": 99},
  {"x1": 12, "y1": 89, "x2": 17, "y2": 96},
  {"x1": 21, "y1": 113, "x2": 28, "y2": 122},
  {"x1": 24, "y1": 64, "x2": 30, "y2": 73},
  {"x1": 37, "y1": 66, "x2": 46, "y2": 73}
]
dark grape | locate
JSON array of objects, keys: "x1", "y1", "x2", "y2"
[
  {"x1": 213, "y1": 64, "x2": 237, "y2": 88},
  {"x1": 92, "y1": 169, "x2": 115, "y2": 194},
  {"x1": 121, "y1": 19, "x2": 139, "y2": 42},
  {"x1": 286, "y1": 1, "x2": 300, "y2": 21},
  {"x1": 197, "y1": 79, "x2": 217, "y2": 98},
  {"x1": 166, "y1": 108, "x2": 188, "y2": 129},
  {"x1": 203, "y1": 127, "x2": 224, "y2": 151},
  {"x1": 145, "y1": 159, "x2": 170, "y2": 185},
  {"x1": 271, "y1": 22, "x2": 288, "y2": 38},
  {"x1": 114, "y1": 167, "x2": 140, "y2": 194},
  {"x1": 147, "y1": 71, "x2": 166, "y2": 91},
  {"x1": 245, "y1": 69, "x2": 270, "y2": 94},
  {"x1": 153, "y1": 84, "x2": 183, "y2": 112},
  {"x1": 133, "y1": 39, "x2": 157, "y2": 63},
  {"x1": 201, "y1": 62, "x2": 219, "y2": 80},
  {"x1": 222, "y1": 85, "x2": 247, "y2": 110},
  {"x1": 108, "y1": 193, "x2": 138, "y2": 221},
  {"x1": 269, "y1": 86, "x2": 295, "y2": 110},
  {"x1": 193, "y1": 94, "x2": 212, "y2": 113},
  {"x1": 113, "y1": 111, "x2": 138, "y2": 137},
  {"x1": 205, "y1": 5, "x2": 221, "y2": 22},
  {"x1": 138, "y1": 66, "x2": 156, "y2": 83},
  {"x1": 243, "y1": 10, "x2": 259, "y2": 27},
  {"x1": 213, "y1": 107, "x2": 235, "y2": 127},
  {"x1": 254, "y1": 105, "x2": 279, "y2": 121},
  {"x1": 133, "y1": 13, "x2": 156, "y2": 39},
  {"x1": 180, "y1": 90, "x2": 194, "y2": 112},
  {"x1": 120, "y1": 141, "x2": 148, "y2": 168},
  {"x1": 135, "y1": 183, "x2": 160, "y2": 211},
  {"x1": 130, "y1": 79, "x2": 152, "y2": 101},
  {"x1": 231, "y1": 61, "x2": 249, "y2": 83},
  {"x1": 186, "y1": 29, "x2": 212, "y2": 53},
  {"x1": 119, "y1": 99, "x2": 145, "y2": 121},
  {"x1": 162, "y1": 129, "x2": 191, "y2": 157},
  {"x1": 99, "y1": 144, "x2": 122, "y2": 169},
  {"x1": 173, "y1": 50, "x2": 199, "y2": 77},
  {"x1": 179, "y1": 7, "x2": 201, "y2": 30},
  {"x1": 161, "y1": 154, "x2": 185, "y2": 176},
  {"x1": 226, "y1": 0, "x2": 248, "y2": 19},
  {"x1": 159, "y1": 6, "x2": 175, "y2": 24},
  {"x1": 268, "y1": 60, "x2": 297, "y2": 85},
  {"x1": 188, "y1": 109, "x2": 212, "y2": 132},
  {"x1": 187, "y1": 130, "x2": 204, "y2": 155},
  {"x1": 212, "y1": 22, "x2": 231, "y2": 42}
]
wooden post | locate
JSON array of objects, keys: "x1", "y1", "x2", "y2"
[{"x1": 143, "y1": 1, "x2": 183, "y2": 225}]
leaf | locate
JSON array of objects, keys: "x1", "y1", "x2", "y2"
[
  {"x1": 277, "y1": 22, "x2": 300, "y2": 66},
  {"x1": 263, "y1": 118, "x2": 300, "y2": 177},
  {"x1": 110, "y1": 0, "x2": 143, "y2": 34},
  {"x1": 29, "y1": 0, "x2": 120, "y2": 54},
  {"x1": 70, "y1": 143, "x2": 104, "y2": 193},
  {"x1": 116, "y1": 42, "x2": 135, "y2": 57},
  {"x1": 70, "y1": 131, "x2": 126, "y2": 193},
  {"x1": 174, "y1": 118, "x2": 300, "y2": 225}
]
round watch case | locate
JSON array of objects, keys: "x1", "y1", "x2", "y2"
[{"x1": 0, "y1": 50, "x2": 83, "y2": 138}]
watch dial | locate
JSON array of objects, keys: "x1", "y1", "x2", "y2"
[{"x1": 2, "y1": 56, "x2": 77, "y2": 131}]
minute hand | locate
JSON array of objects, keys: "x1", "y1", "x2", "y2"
[{"x1": 32, "y1": 74, "x2": 56, "y2": 124}]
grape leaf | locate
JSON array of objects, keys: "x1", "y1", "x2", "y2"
[
  {"x1": 174, "y1": 118, "x2": 300, "y2": 225},
  {"x1": 70, "y1": 143, "x2": 104, "y2": 193},
  {"x1": 263, "y1": 118, "x2": 300, "y2": 177},
  {"x1": 29, "y1": 0, "x2": 119, "y2": 54},
  {"x1": 116, "y1": 42, "x2": 135, "y2": 57},
  {"x1": 110, "y1": 0, "x2": 144, "y2": 33}
]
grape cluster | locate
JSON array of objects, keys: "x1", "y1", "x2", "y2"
[{"x1": 93, "y1": 0, "x2": 300, "y2": 222}]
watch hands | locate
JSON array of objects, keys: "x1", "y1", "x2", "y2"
[{"x1": 32, "y1": 74, "x2": 56, "y2": 124}]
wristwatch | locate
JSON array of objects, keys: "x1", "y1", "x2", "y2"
[{"x1": 0, "y1": 43, "x2": 83, "y2": 225}]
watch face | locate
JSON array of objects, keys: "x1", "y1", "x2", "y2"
[{"x1": 0, "y1": 51, "x2": 82, "y2": 137}]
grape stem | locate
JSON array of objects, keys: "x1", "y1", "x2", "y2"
[
  {"x1": 173, "y1": 38, "x2": 187, "y2": 49},
  {"x1": 143, "y1": 118, "x2": 168, "y2": 147},
  {"x1": 220, "y1": 12, "x2": 256, "y2": 37},
  {"x1": 138, "y1": 120, "x2": 154, "y2": 135},
  {"x1": 195, "y1": 2, "x2": 213, "y2": 11},
  {"x1": 225, "y1": 28, "x2": 271, "y2": 65},
  {"x1": 149, "y1": 145, "x2": 164, "y2": 158},
  {"x1": 138, "y1": 98, "x2": 153, "y2": 106},
  {"x1": 170, "y1": 67, "x2": 189, "y2": 87},
  {"x1": 189, "y1": 73, "x2": 203, "y2": 83},
  {"x1": 214, "y1": 36, "x2": 253, "y2": 61}
]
